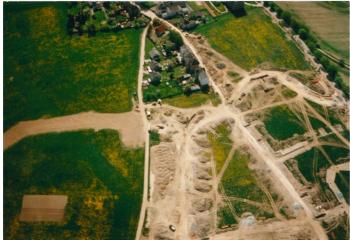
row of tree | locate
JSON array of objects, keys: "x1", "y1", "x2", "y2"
[{"x1": 264, "y1": 2, "x2": 348, "y2": 98}]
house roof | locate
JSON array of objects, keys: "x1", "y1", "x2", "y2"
[
  {"x1": 155, "y1": 25, "x2": 166, "y2": 34},
  {"x1": 149, "y1": 48, "x2": 160, "y2": 59},
  {"x1": 198, "y1": 69, "x2": 209, "y2": 86}
]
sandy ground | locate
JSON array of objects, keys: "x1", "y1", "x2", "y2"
[{"x1": 4, "y1": 111, "x2": 145, "y2": 150}]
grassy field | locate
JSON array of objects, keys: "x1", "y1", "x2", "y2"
[
  {"x1": 163, "y1": 91, "x2": 221, "y2": 108},
  {"x1": 335, "y1": 171, "x2": 349, "y2": 204},
  {"x1": 263, "y1": 105, "x2": 306, "y2": 140},
  {"x1": 4, "y1": 130, "x2": 144, "y2": 239},
  {"x1": 294, "y1": 147, "x2": 329, "y2": 183},
  {"x1": 208, "y1": 123, "x2": 232, "y2": 174},
  {"x1": 220, "y1": 150, "x2": 267, "y2": 202},
  {"x1": 195, "y1": 7, "x2": 310, "y2": 70},
  {"x1": 217, "y1": 203, "x2": 237, "y2": 228},
  {"x1": 278, "y1": 2, "x2": 349, "y2": 63},
  {"x1": 4, "y1": 3, "x2": 142, "y2": 130}
]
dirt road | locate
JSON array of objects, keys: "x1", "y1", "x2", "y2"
[
  {"x1": 4, "y1": 111, "x2": 144, "y2": 150},
  {"x1": 135, "y1": 25, "x2": 151, "y2": 240}
]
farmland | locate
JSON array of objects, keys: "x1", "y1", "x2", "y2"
[
  {"x1": 263, "y1": 105, "x2": 306, "y2": 141},
  {"x1": 207, "y1": 122, "x2": 233, "y2": 174},
  {"x1": 277, "y1": 2, "x2": 349, "y2": 64},
  {"x1": 195, "y1": 6, "x2": 310, "y2": 70},
  {"x1": 4, "y1": 130, "x2": 144, "y2": 239},
  {"x1": 4, "y1": 3, "x2": 142, "y2": 130}
]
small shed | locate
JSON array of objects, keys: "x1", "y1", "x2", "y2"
[
  {"x1": 190, "y1": 85, "x2": 201, "y2": 92},
  {"x1": 198, "y1": 69, "x2": 209, "y2": 90}
]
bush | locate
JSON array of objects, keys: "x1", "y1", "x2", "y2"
[
  {"x1": 298, "y1": 28, "x2": 309, "y2": 40},
  {"x1": 263, "y1": 2, "x2": 270, "y2": 7},
  {"x1": 290, "y1": 18, "x2": 300, "y2": 32},
  {"x1": 281, "y1": 11, "x2": 292, "y2": 25},
  {"x1": 276, "y1": 7, "x2": 283, "y2": 18},
  {"x1": 326, "y1": 64, "x2": 338, "y2": 80},
  {"x1": 168, "y1": 30, "x2": 183, "y2": 50}
]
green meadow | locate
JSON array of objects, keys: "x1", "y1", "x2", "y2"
[
  {"x1": 4, "y1": 3, "x2": 142, "y2": 130},
  {"x1": 4, "y1": 130, "x2": 144, "y2": 239}
]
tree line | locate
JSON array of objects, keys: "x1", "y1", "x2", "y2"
[{"x1": 264, "y1": 2, "x2": 348, "y2": 98}]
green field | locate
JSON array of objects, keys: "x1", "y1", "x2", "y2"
[
  {"x1": 217, "y1": 204, "x2": 237, "y2": 228},
  {"x1": 322, "y1": 145, "x2": 350, "y2": 164},
  {"x1": 294, "y1": 147, "x2": 329, "y2": 183},
  {"x1": 263, "y1": 105, "x2": 306, "y2": 140},
  {"x1": 220, "y1": 150, "x2": 267, "y2": 202},
  {"x1": 163, "y1": 92, "x2": 221, "y2": 108},
  {"x1": 4, "y1": 3, "x2": 142, "y2": 130},
  {"x1": 4, "y1": 130, "x2": 144, "y2": 239},
  {"x1": 335, "y1": 171, "x2": 349, "y2": 204},
  {"x1": 195, "y1": 7, "x2": 310, "y2": 70},
  {"x1": 208, "y1": 122, "x2": 232, "y2": 174}
]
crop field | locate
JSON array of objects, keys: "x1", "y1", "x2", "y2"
[
  {"x1": 335, "y1": 171, "x2": 349, "y2": 204},
  {"x1": 208, "y1": 123, "x2": 233, "y2": 174},
  {"x1": 4, "y1": 3, "x2": 142, "y2": 130},
  {"x1": 164, "y1": 91, "x2": 221, "y2": 108},
  {"x1": 220, "y1": 150, "x2": 268, "y2": 203},
  {"x1": 195, "y1": 6, "x2": 310, "y2": 70},
  {"x1": 263, "y1": 105, "x2": 306, "y2": 140},
  {"x1": 278, "y1": 2, "x2": 349, "y2": 63},
  {"x1": 4, "y1": 130, "x2": 144, "y2": 239}
]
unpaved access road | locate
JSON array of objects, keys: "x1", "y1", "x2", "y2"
[{"x1": 4, "y1": 111, "x2": 145, "y2": 150}]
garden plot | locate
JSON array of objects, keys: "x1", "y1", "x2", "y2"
[
  {"x1": 4, "y1": 130, "x2": 144, "y2": 240},
  {"x1": 4, "y1": 3, "x2": 142, "y2": 130}
]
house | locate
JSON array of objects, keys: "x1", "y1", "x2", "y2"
[
  {"x1": 155, "y1": 25, "x2": 166, "y2": 37},
  {"x1": 149, "y1": 48, "x2": 160, "y2": 61},
  {"x1": 149, "y1": 72, "x2": 161, "y2": 85},
  {"x1": 181, "y1": 21, "x2": 198, "y2": 31},
  {"x1": 198, "y1": 69, "x2": 209, "y2": 91},
  {"x1": 180, "y1": 45, "x2": 199, "y2": 73},
  {"x1": 162, "y1": 6, "x2": 178, "y2": 19},
  {"x1": 150, "y1": 61, "x2": 161, "y2": 72}
]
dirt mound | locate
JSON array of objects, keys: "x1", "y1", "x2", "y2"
[
  {"x1": 194, "y1": 180, "x2": 212, "y2": 193},
  {"x1": 190, "y1": 215, "x2": 212, "y2": 239},
  {"x1": 151, "y1": 143, "x2": 177, "y2": 200},
  {"x1": 153, "y1": 224, "x2": 174, "y2": 240},
  {"x1": 192, "y1": 198, "x2": 213, "y2": 212},
  {"x1": 195, "y1": 167, "x2": 212, "y2": 180}
]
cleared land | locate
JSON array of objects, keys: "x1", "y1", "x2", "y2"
[
  {"x1": 4, "y1": 130, "x2": 144, "y2": 239},
  {"x1": 278, "y1": 2, "x2": 349, "y2": 63},
  {"x1": 263, "y1": 105, "x2": 306, "y2": 141},
  {"x1": 4, "y1": 3, "x2": 142, "y2": 130},
  {"x1": 4, "y1": 111, "x2": 145, "y2": 150},
  {"x1": 195, "y1": 6, "x2": 310, "y2": 70}
]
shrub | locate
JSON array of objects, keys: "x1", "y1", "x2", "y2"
[
  {"x1": 298, "y1": 28, "x2": 309, "y2": 40},
  {"x1": 290, "y1": 18, "x2": 300, "y2": 32},
  {"x1": 281, "y1": 11, "x2": 292, "y2": 25},
  {"x1": 168, "y1": 30, "x2": 183, "y2": 50}
]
